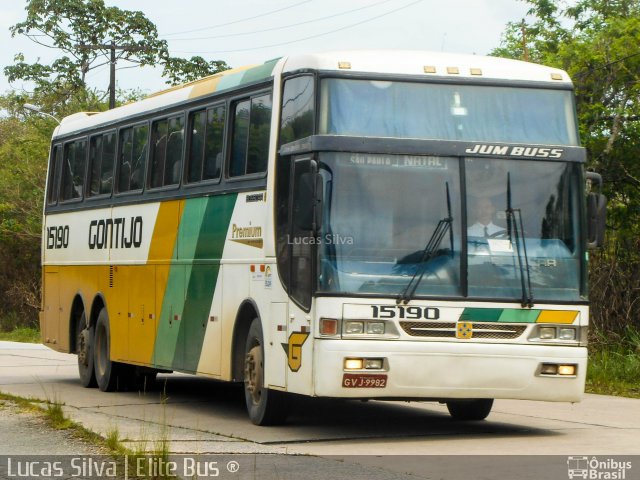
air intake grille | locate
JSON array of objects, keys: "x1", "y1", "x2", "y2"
[
  {"x1": 109, "y1": 266, "x2": 114, "y2": 288},
  {"x1": 400, "y1": 322, "x2": 526, "y2": 339}
]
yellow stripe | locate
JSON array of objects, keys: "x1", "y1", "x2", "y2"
[{"x1": 536, "y1": 310, "x2": 579, "y2": 324}]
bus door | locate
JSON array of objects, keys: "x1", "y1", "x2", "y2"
[{"x1": 285, "y1": 156, "x2": 317, "y2": 392}]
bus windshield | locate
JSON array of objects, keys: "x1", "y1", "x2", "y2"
[
  {"x1": 319, "y1": 79, "x2": 579, "y2": 146},
  {"x1": 316, "y1": 153, "x2": 584, "y2": 302}
]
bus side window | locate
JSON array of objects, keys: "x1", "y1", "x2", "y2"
[
  {"x1": 47, "y1": 145, "x2": 62, "y2": 205},
  {"x1": 118, "y1": 124, "x2": 148, "y2": 193},
  {"x1": 60, "y1": 138, "x2": 87, "y2": 202},
  {"x1": 229, "y1": 93, "x2": 272, "y2": 177},
  {"x1": 130, "y1": 124, "x2": 148, "y2": 190},
  {"x1": 150, "y1": 115, "x2": 183, "y2": 189},
  {"x1": 187, "y1": 105, "x2": 225, "y2": 184},
  {"x1": 118, "y1": 127, "x2": 134, "y2": 192},
  {"x1": 88, "y1": 132, "x2": 115, "y2": 197}
]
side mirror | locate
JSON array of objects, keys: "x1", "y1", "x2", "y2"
[{"x1": 586, "y1": 172, "x2": 606, "y2": 249}]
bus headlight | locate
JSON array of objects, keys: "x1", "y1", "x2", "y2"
[
  {"x1": 344, "y1": 321, "x2": 364, "y2": 334},
  {"x1": 539, "y1": 327, "x2": 557, "y2": 339},
  {"x1": 366, "y1": 322, "x2": 385, "y2": 335},
  {"x1": 558, "y1": 327, "x2": 577, "y2": 340}
]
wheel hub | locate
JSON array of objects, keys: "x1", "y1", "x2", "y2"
[{"x1": 244, "y1": 346, "x2": 263, "y2": 405}]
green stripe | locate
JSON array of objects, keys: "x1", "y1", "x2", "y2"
[
  {"x1": 460, "y1": 308, "x2": 503, "y2": 322},
  {"x1": 177, "y1": 194, "x2": 237, "y2": 371},
  {"x1": 460, "y1": 308, "x2": 542, "y2": 323},
  {"x1": 216, "y1": 59, "x2": 279, "y2": 92},
  {"x1": 498, "y1": 309, "x2": 540, "y2": 323},
  {"x1": 153, "y1": 194, "x2": 237, "y2": 370}
]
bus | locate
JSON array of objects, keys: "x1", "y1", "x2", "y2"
[{"x1": 40, "y1": 50, "x2": 606, "y2": 425}]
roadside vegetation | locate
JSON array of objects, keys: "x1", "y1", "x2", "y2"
[{"x1": 0, "y1": 392, "x2": 176, "y2": 479}]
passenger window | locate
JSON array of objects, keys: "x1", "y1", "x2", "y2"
[
  {"x1": 60, "y1": 139, "x2": 87, "y2": 202},
  {"x1": 280, "y1": 76, "x2": 314, "y2": 145},
  {"x1": 187, "y1": 105, "x2": 225, "y2": 183},
  {"x1": 47, "y1": 145, "x2": 62, "y2": 204},
  {"x1": 88, "y1": 132, "x2": 115, "y2": 196},
  {"x1": 150, "y1": 115, "x2": 184, "y2": 189},
  {"x1": 229, "y1": 93, "x2": 272, "y2": 177},
  {"x1": 117, "y1": 124, "x2": 148, "y2": 193}
]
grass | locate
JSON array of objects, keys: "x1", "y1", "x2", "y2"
[
  {"x1": 0, "y1": 326, "x2": 40, "y2": 343},
  {"x1": 586, "y1": 327, "x2": 640, "y2": 398},
  {"x1": 0, "y1": 391, "x2": 176, "y2": 478}
]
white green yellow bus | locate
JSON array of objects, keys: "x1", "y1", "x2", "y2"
[{"x1": 40, "y1": 51, "x2": 606, "y2": 425}]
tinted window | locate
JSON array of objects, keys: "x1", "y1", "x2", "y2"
[
  {"x1": 187, "y1": 105, "x2": 225, "y2": 184},
  {"x1": 47, "y1": 145, "x2": 62, "y2": 204},
  {"x1": 229, "y1": 93, "x2": 272, "y2": 177},
  {"x1": 60, "y1": 139, "x2": 87, "y2": 202},
  {"x1": 88, "y1": 132, "x2": 115, "y2": 196},
  {"x1": 118, "y1": 124, "x2": 148, "y2": 193},
  {"x1": 280, "y1": 75, "x2": 314, "y2": 145},
  {"x1": 150, "y1": 115, "x2": 184, "y2": 189}
]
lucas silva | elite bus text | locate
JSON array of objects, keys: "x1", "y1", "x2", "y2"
[{"x1": 5, "y1": 457, "x2": 224, "y2": 478}]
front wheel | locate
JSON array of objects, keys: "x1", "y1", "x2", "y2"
[
  {"x1": 446, "y1": 399, "x2": 494, "y2": 421},
  {"x1": 243, "y1": 318, "x2": 289, "y2": 425}
]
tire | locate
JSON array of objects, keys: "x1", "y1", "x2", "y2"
[
  {"x1": 77, "y1": 312, "x2": 97, "y2": 388},
  {"x1": 93, "y1": 308, "x2": 125, "y2": 392},
  {"x1": 446, "y1": 399, "x2": 494, "y2": 421},
  {"x1": 243, "y1": 318, "x2": 289, "y2": 425}
]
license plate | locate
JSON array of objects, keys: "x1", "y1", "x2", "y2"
[{"x1": 342, "y1": 373, "x2": 387, "y2": 388}]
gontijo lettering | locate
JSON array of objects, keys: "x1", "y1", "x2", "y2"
[{"x1": 88, "y1": 216, "x2": 143, "y2": 249}]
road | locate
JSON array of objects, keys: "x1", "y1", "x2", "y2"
[{"x1": 1, "y1": 341, "x2": 639, "y2": 479}]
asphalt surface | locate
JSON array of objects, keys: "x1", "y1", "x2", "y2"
[{"x1": 1, "y1": 341, "x2": 640, "y2": 480}]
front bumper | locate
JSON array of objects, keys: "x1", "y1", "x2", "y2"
[{"x1": 313, "y1": 339, "x2": 587, "y2": 401}]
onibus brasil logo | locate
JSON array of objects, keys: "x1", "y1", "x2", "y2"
[{"x1": 567, "y1": 456, "x2": 632, "y2": 479}]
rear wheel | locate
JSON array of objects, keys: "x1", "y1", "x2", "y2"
[
  {"x1": 77, "y1": 312, "x2": 96, "y2": 388},
  {"x1": 94, "y1": 308, "x2": 125, "y2": 392},
  {"x1": 244, "y1": 318, "x2": 289, "y2": 425},
  {"x1": 446, "y1": 399, "x2": 494, "y2": 421}
]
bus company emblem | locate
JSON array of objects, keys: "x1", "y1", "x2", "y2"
[
  {"x1": 282, "y1": 331, "x2": 310, "y2": 372},
  {"x1": 465, "y1": 144, "x2": 564, "y2": 159},
  {"x1": 230, "y1": 224, "x2": 263, "y2": 248},
  {"x1": 456, "y1": 322, "x2": 473, "y2": 339}
]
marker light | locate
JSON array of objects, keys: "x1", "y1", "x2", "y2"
[
  {"x1": 319, "y1": 318, "x2": 339, "y2": 336},
  {"x1": 344, "y1": 358, "x2": 364, "y2": 370}
]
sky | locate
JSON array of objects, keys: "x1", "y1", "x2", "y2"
[{"x1": 0, "y1": 0, "x2": 530, "y2": 97}]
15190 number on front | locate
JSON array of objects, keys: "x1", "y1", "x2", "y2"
[{"x1": 342, "y1": 374, "x2": 388, "y2": 388}]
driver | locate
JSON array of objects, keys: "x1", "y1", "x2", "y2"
[{"x1": 468, "y1": 196, "x2": 503, "y2": 237}]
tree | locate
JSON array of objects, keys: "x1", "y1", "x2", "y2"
[
  {"x1": 5, "y1": 0, "x2": 230, "y2": 109},
  {"x1": 493, "y1": 0, "x2": 640, "y2": 334}
]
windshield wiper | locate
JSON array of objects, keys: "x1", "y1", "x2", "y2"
[
  {"x1": 397, "y1": 183, "x2": 453, "y2": 305},
  {"x1": 506, "y1": 173, "x2": 534, "y2": 308}
]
